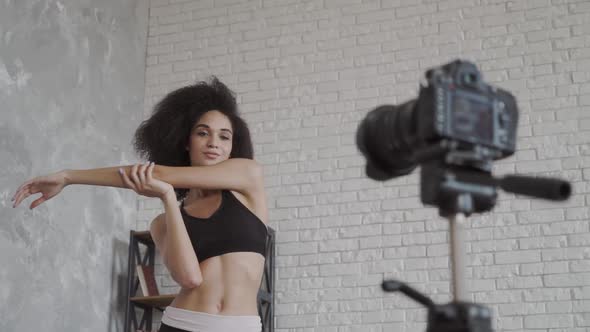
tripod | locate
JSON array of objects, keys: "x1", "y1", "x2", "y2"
[{"x1": 381, "y1": 147, "x2": 571, "y2": 332}]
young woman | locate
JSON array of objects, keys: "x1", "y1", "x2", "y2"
[{"x1": 11, "y1": 77, "x2": 269, "y2": 332}]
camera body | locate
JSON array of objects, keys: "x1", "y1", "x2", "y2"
[
  {"x1": 416, "y1": 60, "x2": 518, "y2": 159},
  {"x1": 356, "y1": 59, "x2": 519, "y2": 181}
]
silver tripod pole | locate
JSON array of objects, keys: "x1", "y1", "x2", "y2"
[{"x1": 449, "y1": 213, "x2": 467, "y2": 301}]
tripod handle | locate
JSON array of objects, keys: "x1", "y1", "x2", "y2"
[
  {"x1": 382, "y1": 280, "x2": 435, "y2": 309},
  {"x1": 499, "y1": 175, "x2": 571, "y2": 201}
]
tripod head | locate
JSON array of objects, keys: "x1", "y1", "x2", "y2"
[{"x1": 416, "y1": 140, "x2": 571, "y2": 217}]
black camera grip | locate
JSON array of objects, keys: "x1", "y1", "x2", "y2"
[{"x1": 499, "y1": 175, "x2": 571, "y2": 201}]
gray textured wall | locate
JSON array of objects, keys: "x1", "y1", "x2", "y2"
[{"x1": 1, "y1": 0, "x2": 147, "y2": 331}]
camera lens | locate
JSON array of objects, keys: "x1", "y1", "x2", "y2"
[{"x1": 356, "y1": 102, "x2": 418, "y2": 181}]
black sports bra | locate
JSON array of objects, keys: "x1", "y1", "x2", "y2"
[{"x1": 180, "y1": 190, "x2": 268, "y2": 263}]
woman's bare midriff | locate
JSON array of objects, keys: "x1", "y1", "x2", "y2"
[{"x1": 170, "y1": 251, "x2": 265, "y2": 316}]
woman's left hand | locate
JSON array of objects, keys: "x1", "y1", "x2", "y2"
[{"x1": 118, "y1": 162, "x2": 174, "y2": 199}]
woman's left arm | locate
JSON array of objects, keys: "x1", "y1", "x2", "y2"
[
  {"x1": 12, "y1": 159, "x2": 263, "y2": 209},
  {"x1": 152, "y1": 158, "x2": 264, "y2": 194},
  {"x1": 12, "y1": 164, "x2": 152, "y2": 209},
  {"x1": 62, "y1": 158, "x2": 263, "y2": 193}
]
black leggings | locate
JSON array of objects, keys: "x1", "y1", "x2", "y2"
[{"x1": 157, "y1": 322, "x2": 190, "y2": 332}]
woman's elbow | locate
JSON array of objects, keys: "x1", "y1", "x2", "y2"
[
  {"x1": 181, "y1": 274, "x2": 203, "y2": 289},
  {"x1": 247, "y1": 160, "x2": 264, "y2": 185}
]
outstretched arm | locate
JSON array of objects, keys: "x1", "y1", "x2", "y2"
[
  {"x1": 64, "y1": 158, "x2": 262, "y2": 193},
  {"x1": 12, "y1": 158, "x2": 262, "y2": 209},
  {"x1": 11, "y1": 164, "x2": 144, "y2": 209},
  {"x1": 64, "y1": 165, "x2": 134, "y2": 188}
]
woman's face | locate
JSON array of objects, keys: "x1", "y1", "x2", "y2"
[{"x1": 187, "y1": 110, "x2": 233, "y2": 166}]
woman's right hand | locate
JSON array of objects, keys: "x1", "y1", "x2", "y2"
[
  {"x1": 11, "y1": 170, "x2": 68, "y2": 209},
  {"x1": 118, "y1": 162, "x2": 174, "y2": 200}
]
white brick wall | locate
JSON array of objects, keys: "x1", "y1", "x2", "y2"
[{"x1": 138, "y1": 0, "x2": 590, "y2": 330}]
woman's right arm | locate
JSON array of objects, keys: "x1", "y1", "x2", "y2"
[{"x1": 152, "y1": 191, "x2": 203, "y2": 289}]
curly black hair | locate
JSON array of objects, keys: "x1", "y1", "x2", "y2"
[{"x1": 132, "y1": 76, "x2": 254, "y2": 201}]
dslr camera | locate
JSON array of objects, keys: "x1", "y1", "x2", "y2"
[{"x1": 357, "y1": 59, "x2": 518, "y2": 182}]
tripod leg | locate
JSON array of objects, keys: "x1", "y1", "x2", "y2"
[{"x1": 450, "y1": 213, "x2": 467, "y2": 301}]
